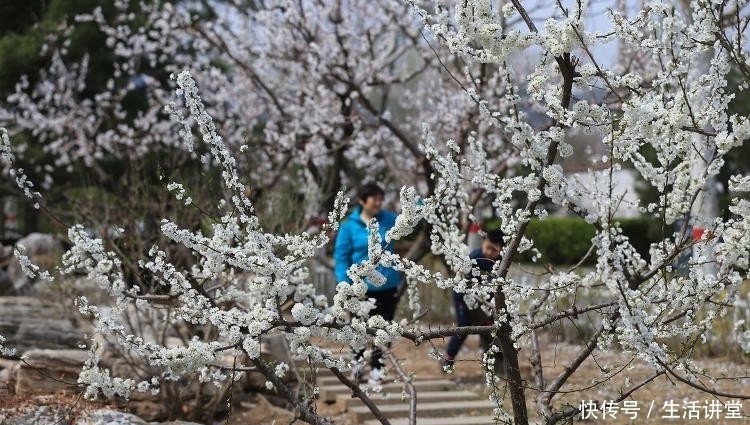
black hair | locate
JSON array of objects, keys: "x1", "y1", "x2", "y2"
[
  {"x1": 485, "y1": 229, "x2": 504, "y2": 245},
  {"x1": 357, "y1": 182, "x2": 385, "y2": 202}
]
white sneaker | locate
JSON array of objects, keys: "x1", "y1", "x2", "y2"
[
  {"x1": 367, "y1": 367, "x2": 383, "y2": 386},
  {"x1": 350, "y1": 360, "x2": 365, "y2": 383}
]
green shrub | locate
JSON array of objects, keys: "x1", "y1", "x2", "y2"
[
  {"x1": 524, "y1": 218, "x2": 597, "y2": 265},
  {"x1": 486, "y1": 216, "x2": 663, "y2": 265},
  {"x1": 615, "y1": 217, "x2": 665, "y2": 260}
]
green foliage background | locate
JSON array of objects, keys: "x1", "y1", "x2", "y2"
[{"x1": 487, "y1": 217, "x2": 664, "y2": 265}]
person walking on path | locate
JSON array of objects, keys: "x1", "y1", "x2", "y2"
[
  {"x1": 334, "y1": 182, "x2": 402, "y2": 385},
  {"x1": 442, "y1": 229, "x2": 504, "y2": 372}
]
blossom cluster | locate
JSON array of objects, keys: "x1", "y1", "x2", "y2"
[{"x1": 1, "y1": 0, "x2": 750, "y2": 423}]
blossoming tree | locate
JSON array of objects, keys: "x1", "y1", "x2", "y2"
[
  {"x1": 3, "y1": 0, "x2": 750, "y2": 425},
  {"x1": 0, "y1": 0, "x2": 518, "y2": 298},
  {"x1": 0, "y1": 0, "x2": 515, "y2": 223}
]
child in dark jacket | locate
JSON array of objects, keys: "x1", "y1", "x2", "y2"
[{"x1": 442, "y1": 229, "x2": 504, "y2": 372}]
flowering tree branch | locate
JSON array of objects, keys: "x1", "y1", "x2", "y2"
[{"x1": 2, "y1": 1, "x2": 750, "y2": 425}]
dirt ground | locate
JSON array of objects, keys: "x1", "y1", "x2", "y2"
[
  {"x1": 311, "y1": 332, "x2": 750, "y2": 425},
  {"x1": 4, "y1": 333, "x2": 748, "y2": 424}
]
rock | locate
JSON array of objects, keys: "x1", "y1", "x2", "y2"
[
  {"x1": 6, "y1": 233, "x2": 62, "y2": 294},
  {"x1": 124, "y1": 401, "x2": 170, "y2": 423},
  {"x1": 0, "y1": 405, "x2": 72, "y2": 425},
  {"x1": 17, "y1": 319, "x2": 87, "y2": 350},
  {"x1": 0, "y1": 358, "x2": 19, "y2": 395},
  {"x1": 0, "y1": 356, "x2": 17, "y2": 370},
  {"x1": 0, "y1": 297, "x2": 89, "y2": 355},
  {"x1": 15, "y1": 349, "x2": 88, "y2": 395},
  {"x1": 0, "y1": 406, "x2": 202, "y2": 425},
  {"x1": 0, "y1": 269, "x2": 12, "y2": 296},
  {"x1": 75, "y1": 409, "x2": 202, "y2": 425},
  {"x1": 242, "y1": 333, "x2": 296, "y2": 391},
  {"x1": 75, "y1": 410, "x2": 149, "y2": 425},
  {"x1": 65, "y1": 276, "x2": 113, "y2": 306},
  {"x1": 0, "y1": 379, "x2": 9, "y2": 397},
  {"x1": 0, "y1": 296, "x2": 47, "y2": 320}
]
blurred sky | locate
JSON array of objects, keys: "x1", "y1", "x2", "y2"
[{"x1": 520, "y1": 0, "x2": 629, "y2": 67}]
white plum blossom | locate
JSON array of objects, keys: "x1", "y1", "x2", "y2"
[
  {"x1": 0, "y1": 335, "x2": 15, "y2": 357},
  {"x1": 291, "y1": 303, "x2": 319, "y2": 326},
  {"x1": 274, "y1": 362, "x2": 290, "y2": 379},
  {"x1": 1, "y1": 0, "x2": 750, "y2": 424},
  {"x1": 13, "y1": 246, "x2": 53, "y2": 282},
  {"x1": 386, "y1": 186, "x2": 424, "y2": 242}
]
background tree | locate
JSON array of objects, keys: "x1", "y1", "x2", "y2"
[
  {"x1": 2, "y1": 1, "x2": 750, "y2": 425},
  {"x1": 1, "y1": 0, "x2": 526, "y2": 263}
]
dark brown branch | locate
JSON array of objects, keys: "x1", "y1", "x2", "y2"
[
  {"x1": 529, "y1": 302, "x2": 617, "y2": 331},
  {"x1": 401, "y1": 324, "x2": 497, "y2": 342},
  {"x1": 618, "y1": 370, "x2": 666, "y2": 401},
  {"x1": 328, "y1": 367, "x2": 393, "y2": 425},
  {"x1": 480, "y1": 2, "x2": 579, "y2": 422},
  {"x1": 681, "y1": 125, "x2": 718, "y2": 137},
  {"x1": 249, "y1": 356, "x2": 335, "y2": 425},
  {"x1": 540, "y1": 312, "x2": 616, "y2": 413},
  {"x1": 657, "y1": 358, "x2": 750, "y2": 400},
  {"x1": 546, "y1": 370, "x2": 666, "y2": 425}
]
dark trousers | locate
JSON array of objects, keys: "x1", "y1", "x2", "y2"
[
  {"x1": 357, "y1": 287, "x2": 399, "y2": 369},
  {"x1": 446, "y1": 291, "x2": 472, "y2": 358},
  {"x1": 447, "y1": 292, "x2": 499, "y2": 361}
]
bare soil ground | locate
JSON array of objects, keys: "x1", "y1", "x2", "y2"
[
  {"x1": 4, "y1": 333, "x2": 748, "y2": 424},
  {"x1": 313, "y1": 332, "x2": 750, "y2": 425}
]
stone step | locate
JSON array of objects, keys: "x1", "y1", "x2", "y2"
[
  {"x1": 349, "y1": 400, "x2": 496, "y2": 425},
  {"x1": 336, "y1": 390, "x2": 480, "y2": 411},
  {"x1": 294, "y1": 359, "x2": 352, "y2": 367},
  {"x1": 316, "y1": 375, "x2": 345, "y2": 385},
  {"x1": 295, "y1": 366, "x2": 336, "y2": 379},
  {"x1": 292, "y1": 352, "x2": 352, "y2": 363},
  {"x1": 319, "y1": 379, "x2": 454, "y2": 403},
  {"x1": 293, "y1": 355, "x2": 352, "y2": 376},
  {"x1": 362, "y1": 415, "x2": 497, "y2": 425}
]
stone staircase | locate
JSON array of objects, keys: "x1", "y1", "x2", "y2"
[{"x1": 294, "y1": 357, "x2": 497, "y2": 425}]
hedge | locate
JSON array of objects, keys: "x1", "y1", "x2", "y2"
[
  {"x1": 615, "y1": 217, "x2": 665, "y2": 261},
  {"x1": 486, "y1": 216, "x2": 664, "y2": 265}
]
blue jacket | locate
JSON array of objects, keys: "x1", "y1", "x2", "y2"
[{"x1": 333, "y1": 206, "x2": 402, "y2": 292}]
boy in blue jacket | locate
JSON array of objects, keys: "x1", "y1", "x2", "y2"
[{"x1": 334, "y1": 182, "x2": 402, "y2": 385}]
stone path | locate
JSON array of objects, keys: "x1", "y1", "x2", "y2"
[{"x1": 295, "y1": 356, "x2": 496, "y2": 425}]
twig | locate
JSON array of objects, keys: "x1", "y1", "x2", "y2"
[
  {"x1": 249, "y1": 355, "x2": 335, "y2": 425},
  {"x1": 385, "y1": 351, "x2": 416, "y2": 425},
  {"x1": 402, "y1": 324, "x2": 497, "y2": 341},
  {"x1": 327, "y1": 367, "x2": 393, "y2": 425},
  {"x1": 656, "y1": 358, "x2": 750, "y2": 400},
  {"x1": 529, "y1": 302, "x2": 617, "y2": 331},
  {"x1": 526, "y1": 291, "x2": 550, "y2": 418}
]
